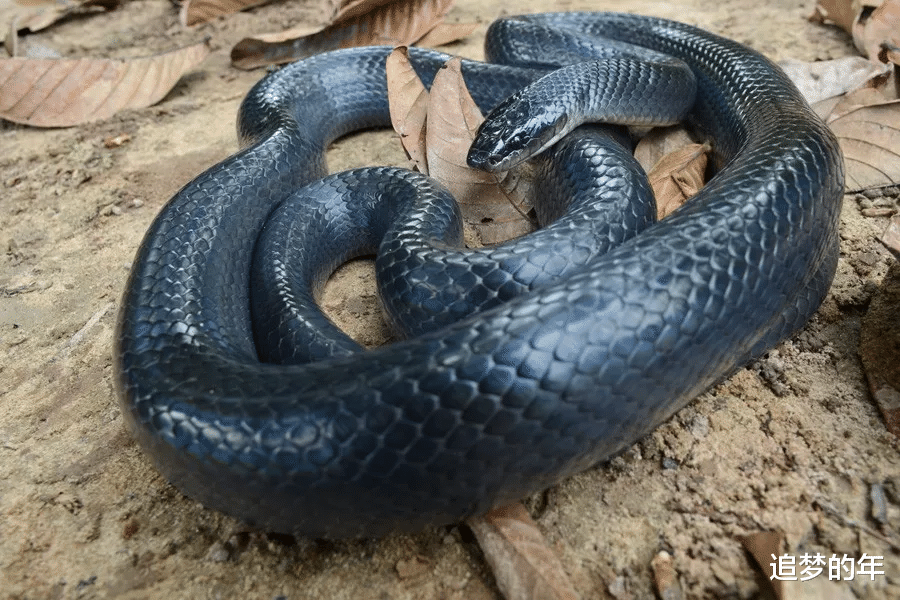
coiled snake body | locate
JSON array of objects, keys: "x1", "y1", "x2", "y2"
[{"x1": 115, "y1": 13, "x2": 843, "y2": 538}]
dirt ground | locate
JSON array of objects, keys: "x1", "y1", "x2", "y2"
[{"x1": 1, "y1": 0, "x2": 899, "y2": 598}]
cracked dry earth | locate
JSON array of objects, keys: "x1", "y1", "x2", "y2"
[{"x1": 1, "y1": 0, "x2": 899, "y2": 598}]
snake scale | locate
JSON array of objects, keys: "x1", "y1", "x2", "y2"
[{"x1": 115, "y1": 12, "x2": 844, "y2": 538}]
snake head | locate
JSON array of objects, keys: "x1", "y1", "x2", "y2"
[{"x1": 467, "y1": 92, "x2": 569, "y2": 172}]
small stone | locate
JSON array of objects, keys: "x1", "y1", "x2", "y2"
[
  {"x1": 395, "y1": 556, "x2": 430, "y2": 579},
  {"x1": 205, "y1": 542, "x2": 230, "y2": 562},
  {"x1": 861, "y1": 207, "x2": 894, "y2": 218},
  {"x1": 689, "y1": 414, "x2": 709, "y2": 439}
]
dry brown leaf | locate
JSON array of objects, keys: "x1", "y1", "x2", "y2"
[
  {"x1": 810, "y1": 0, "x2": 866, "y2": 34},
  {"x1": 817, "y1": 87, "x2": 900, "y2": 190},
  {"x1": 779, "y1": 56, "x2": 892, "y2": 103},
  {"x1": 423, "y1": 57, "x2": 532, "y2": 244},
  {"x1": 860, "y1": 253, "x2": 900, "y2": 436},
  {"x1": 854, "y1": 0, "x2": 900, "y2": 61},
  {"x1": 813, "y1": 0, "x2": 900, "y2": 61},
  {"x1": 180, "y1": 0, "x2": 272, "y2": 27},
  {"x1": 231, "y1": 0, "x2": 453, "y2": 69},
  {"x1": 635, "y1": 127, "x2": 708, "y2": 219},
  {"x1": 647, "y1": 143, "x2": 709, "y2": 218},
  {"x1": 880, "y1": 214, "x2": 900, "y2": 258},
  {"x1": 5, "y1": 19, "x2": 17, "y2": 57},
  {"x1": 633, "y1": 126, "x2": 694, "y2": 173},
  {"x1": 467, "y1": 504, "x2": 579, "y2": 600},
  {"x1": 331, "y1": 0, "x2": 399, "y2": 24},
  {"x1": 650, "y1": 551, "x2": 683, "y2": 600},
  {"x1": 415, "y1": 20, "x2": 477, "y2": 47},
  {"x1": 741, "y1": 530, "x2": 786, "y2": 600},
  {"x1": 11, "y1": 0, "x2": 119, "y2": 33},
  {"x1": 886, "y1": 45, "x2": 900, "y2": 66},
  {"x1": 0, "y1": 41, "x2": 209, "y2": 127},
  {"x1": 386, "y1": 47, "x2": 429, "y2": 171}
]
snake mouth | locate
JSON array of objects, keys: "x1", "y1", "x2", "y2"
[
  {"x1": 468, "y1": 112, "x2": 569, "y2": 172},
  {"x1": 466, "y1": 146, "x2": 509, "y2": 172}
]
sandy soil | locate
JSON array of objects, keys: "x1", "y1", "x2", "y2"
[{"x1": 1, "y1": 0, "x2": 899, "y2": 598}]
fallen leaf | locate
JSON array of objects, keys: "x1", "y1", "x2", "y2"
[
  {"x1": 810, "y1": 0, "x2": 861, "y2": 33},
  {"x1": 647, "y1": 142, "x2": 709, "y2": 218},
  {"x1": 386, "y1": 47, "x2": 429, "y2": 171},
  {"x1": 5, "y1": 18, "x2": 17, "y2": 57},
  {"x1": 740, "y1": 530, "x2": 786, "y2": 600},
  {"x1": 415, "y1": 20, "x2": 477, "y2": 47},
  {"x1": 880, "y1": 214, "x2": 900, "y2": 257},
  {"x1": 395, "y1": 555, "x2": 431, "y2": 579},
  {"x1": 779, "y1": 56, "x2": 892, "y2": 103},
  {"x1": 854, "y1": 0, "x2": 900, "y2": 62},
  {"x1": 633, "y1": 126, "x2": 694, "y2": 172},
  {"x1": 885, "y1": 45, "x2": 900, "y2": 67},
  {"x1": 817, "y1": 87, "x2": 900, "y2": 191},
  {"x1": 423, "y1": 57, "x2": 531, "y2": 243},
  {"x1": 812, "y1": 0, "x2": 900, "y2": 61},
  {"x1": 12, "y1": 0, "x2": 119, "y2": 34},
  {"x1": 650, "y1": 551, "x2": 683, "y2": 600},
  {"x1": 103, "y1": 132, "x2": 131, "y2": 148},
  {"x1": 467, "y1": 503, "x2": 579, "y2": 600},
  {"x1": 860, "y1": 255, "x2": 900, "y2": 436},
  {"x1": 634, "y1": 127, "x2": 708, "y2": 219},
  {"x1": 180, "y1": 0, "x2": 272, "y2": 27},
  {"x1": 231, "y1": 0, "x2": 454, "y2": 69},
  {"x1": 332, "y1": 0, "x2": 401, "y2": 24},
  {"x1": 0, "y1": 41, "x2": 209, "y2": 127}
]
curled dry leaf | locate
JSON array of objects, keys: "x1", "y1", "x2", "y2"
[
  {"x1": 779, "y1": 56, "x2": 892, "y2": 104},
  {"x1": 232, "y1": 0, "x2": 462, "y2": 69},
  {"x1": 416, "y1": 21, "x2": 478, "y2": 47},
  {"x1": 647, "y1": 142, "x2": 709, "y2": 218},
  {"x1": 386, "y1": 47, "x2": 429, "y2": 170},
  {"x1": 860, "y1": 255, "x2": 900, "y2": 436},
  {"x1": 0, "y1": 41, "x2": 209, "y2": 127},
  {"x1": 816, "y1": 87, "x2": 900, "y2": 191},
  {"x1": 813, "y1": 0, "x2": 900, "y2": 62},
  {"x1": 810, "y1": 0, "x2": 860, "y2": 33},
  {"x1": 423, "y1": 58, "x2": 532, "y2": 244},
  {"x1": 740, "y1": 530, "x2": 786, "y2": 600},
  {"x1": 855, "y1": 0, "x2": 900, "y2": 62},
  {"x1": 12, "y1": 0, "x2": 120, "y2": 34},
  {"x1": 386, "y1": 49, "x2": 532, "y2": 244},
  {"x1": 467, "y1": 503, "x2": 579, "y2": 600},
  {"x1": 633, "y1": 126, "x2": 694, "y2": 172},
  {"x1": 5, "y1": 19, "x2": 17, "y2": 57},
  {"x1": 180, "y1": 0, "x2": 272, "y2": 27},
  {"x1": 880, "y1": 214, "x2": 900, "y2": 258},
  {"x1": 635, "y1": 127, "x2": 709, "y2": 219},
  {"x1": 650, "y1": 551, "x2": 683, "y2": 600},
  {"x1": 331, "y1": 0, "x2": 401, "y2": 24}
]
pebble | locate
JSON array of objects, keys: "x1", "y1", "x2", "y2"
[
  {"x1": 205, "y1": 541, "x2": 230, "y2": 562},
  {"x1": 861, "y1": 207, "x2": 894, "y2": 218}
]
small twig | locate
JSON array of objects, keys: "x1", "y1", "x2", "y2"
[
  {"x1": 813, "y1": 498, "x2": 900, "y2": 552},
  {"x1": 847, "y1": 181, "x2": 900, "y2": 196},
  {"x1": 51, "y1": 303, "x2": 113, "y2": 363}
]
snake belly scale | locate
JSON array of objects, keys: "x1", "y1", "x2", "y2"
[{"x1": 115, "y1": 13, "x2": 844, "y2": 538}]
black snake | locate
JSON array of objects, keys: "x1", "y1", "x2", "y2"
[{"x1": 115, "y1": 12, "x2": 844, "y2": 538}]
